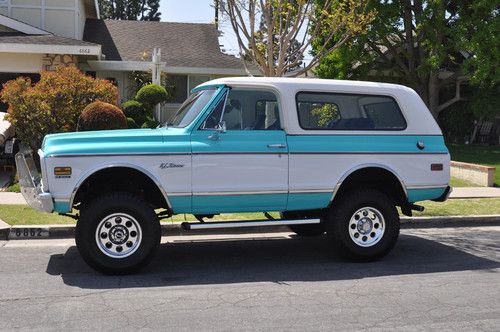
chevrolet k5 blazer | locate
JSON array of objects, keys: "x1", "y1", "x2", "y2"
[{"x1": 16, "y1": 77, "x2": 451, "y2": 274}]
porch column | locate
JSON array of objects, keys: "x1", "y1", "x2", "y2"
[{"x1": 152, "y1": 47, "x2": 162, "y2": 121}]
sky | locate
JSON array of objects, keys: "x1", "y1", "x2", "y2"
[{"x1": 160, "y1": 0, "x2": 240, "y2": 56}]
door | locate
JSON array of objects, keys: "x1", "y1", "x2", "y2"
[{"x1": 191, "y1": 88, "x2": 288, "y2": 214}]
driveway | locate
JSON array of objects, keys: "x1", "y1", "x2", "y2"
[{"x1": 0, "y1": 227, "x2": 499, "y2": 330}]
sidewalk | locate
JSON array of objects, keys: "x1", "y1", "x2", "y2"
[
  {"x1": 449, "y1": 187, "x2": 500, "y2": 198},
  {"x1": 0, "y1": 192, "x2": 26, "y2": 204},
  {"x1": 1, "y1": 187, "x2": 500, "y2": 205}
]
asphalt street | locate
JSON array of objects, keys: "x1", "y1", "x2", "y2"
[{"x1": 0, "y1": 226, "x2": 499, "y2": 331}]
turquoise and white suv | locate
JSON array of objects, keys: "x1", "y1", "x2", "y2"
[{"x1": 16, "y1": 77, "x2": 451, "y2": 274}]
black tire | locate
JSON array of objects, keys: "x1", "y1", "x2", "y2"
[
  {"x1": 281, "y1": 211, "x2": 325, "y2": 237},
  {"x1": 325, "y1": 189, "x2": 400, "y2": 261},
  {"x1": 75, "y1": 192, "x2": 161, "y2": 275}
]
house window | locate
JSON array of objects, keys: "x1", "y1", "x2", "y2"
[
  {"x1": 188, "y1": 75, "x2": 211, "y2": 94},
  {"x1": 164, "y1": 75, "x2": 188, "y2": 104}
]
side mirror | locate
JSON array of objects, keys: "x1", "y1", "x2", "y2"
[
  {"x1": 216, "y1": 121, "x2": 226, "y2": 133},
  {"x1": 208, "y1": 121, "x2": 226, "y2": 140}
]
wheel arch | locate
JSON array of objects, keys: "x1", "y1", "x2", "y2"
[
  {"x1": 70, "y1": 163, "x2": 171, "y2": 210},
  {"x1": 331, "y1": 163, "x2": 408, "y2": 206}
]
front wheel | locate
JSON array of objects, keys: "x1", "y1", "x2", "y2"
[
  {"x1": 75, "y1": 192, "x2": 161, "y2": 274},
  {"x1": 326, "y1": 189, "x2": 400, "y2": 261}
]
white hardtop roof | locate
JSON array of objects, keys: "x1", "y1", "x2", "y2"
[
  {"x1": 200, "y1": 77, "x2": 414, "y2": 94},
  {"x1": 199, "y1": 76, "x2": 442, "y2": 136}
]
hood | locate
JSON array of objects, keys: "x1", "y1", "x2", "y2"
[{"x1": 42, "y1": 127, "x2": 190, "y2": 157}]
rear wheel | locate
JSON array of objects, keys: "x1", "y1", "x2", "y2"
[
  {"x1": 76, "y1": 192, "x2": 161, "y2": 274},
  {"x1": 326, "y1": 189, "x2": 399, "y2": 261},
  {"x1": 281, "y1": 211, "x2": 325, "y2": 237}
]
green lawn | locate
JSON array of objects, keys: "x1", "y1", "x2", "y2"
[
  {"x1": 448, "y1": 144, "x2": 500, "y2": 186},
  {"x1": 449, "y1": 177, "x2": 476, "y2": 187},
  {"x1": 5, "y1": 182, "x2": 20, "y2": 193},
  {"x1": 411, "y1": 198, "x2": 500, "y2": 217},
  {"x1": 1, "y1": 199, "x2": 498, "y2": 225}
]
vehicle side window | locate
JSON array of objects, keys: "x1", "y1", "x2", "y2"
[
  {"x1": 296, "y1": 92, "x2": 406, "y2": 130},
  {"x1": 200, "y1": 92, "x2": 226, "y2": 129},
  {"x1": 201, "y1": 89, "x2": 282, "y2": 130}
]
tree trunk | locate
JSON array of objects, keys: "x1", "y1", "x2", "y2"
[{"x1": 428, "y1": 71, "x2": 440, "y2": 119}]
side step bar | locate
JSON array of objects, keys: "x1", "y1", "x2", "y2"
[{"x1": 181, "y1": 218, "x2": 320, "y2": 231}]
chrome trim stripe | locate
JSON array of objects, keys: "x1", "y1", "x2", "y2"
[
  {"x1": 192, "y1": 152, "x2": 285, "y2": 155},
  {"x1": 290, "y1": 152, "x2": 448, "y2": 155},
  {"x1": 48, "y1": 151, "x2": 448, "y2": 158},
  {"x1": 290, "y1": 189, "x2": 332, "y2": 194},
  {"x1": 286, "y1": 134, "x2": 445, "y2": 137},
  {"x1": 169, "y1": 189, "x2": 332, "y2": 197},
  {"x1": 194, "y1": 190, "x2": 287, "y2": 196},
  {"x1": 169, "y1": 192, "x2": 192, "y2": 197},
  {"x1": 48, "y1": 152, "x2": 190, "y2": 158},
  {"x1": 406, "y1": 185, "x2": 448, "y2": 190}
]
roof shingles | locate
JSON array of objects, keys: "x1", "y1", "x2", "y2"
[
  {"x1": 83, "y1": 19, "x2": 244, "y2": 69},
  {"x1": 0, "y1": 33, "x2": 100, "y2": 47}
]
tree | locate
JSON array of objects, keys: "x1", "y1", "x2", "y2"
[
  {"x1": 456, "y1": 0, "x2": 499, "y2": 88},
  {"x1": 99, "y1": 0, "x2": 161, "y2": 21},
  {"x1": 220, "y1": 0, "x2": 376, "y2": 77},
  {"x1": 314, "y1": 0, "x2": 499, "y2": 119},
  {"x1": 247, "y1": 9, "x2": 305, "y2": 72},
  {"x1": 0, "y1": 67, "x2": 118, "y2": 149}
]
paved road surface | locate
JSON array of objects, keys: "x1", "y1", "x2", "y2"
[{"x1": 0, "y1": 227, "x2": 499, "y2": 331}]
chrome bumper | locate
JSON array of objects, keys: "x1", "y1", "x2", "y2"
[{"x1": 15, "y1": 149, "x2": 53, "y2": 213}]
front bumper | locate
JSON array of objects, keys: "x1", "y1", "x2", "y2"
[{"x1": 15, "y1": 149, "x2": 54, "y2": 213}]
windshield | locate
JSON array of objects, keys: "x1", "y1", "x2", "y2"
[{"x1": 167, "y1": 88, "x2": 218, "y2": 128}]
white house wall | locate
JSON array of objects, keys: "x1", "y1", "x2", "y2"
[
  {"x1": 77, "y1": 0, "x2": 87, "y2": 40},
  {"x1": 0, "y1": 0, "x2": 84, "y2": 39},
  {"x1": 0, "y1": 52, "x2": 42, "y2": 73}
]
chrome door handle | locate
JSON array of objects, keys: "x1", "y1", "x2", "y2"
[{"x1": 267, "y1": 144, "x2": 287, "y2": 149}]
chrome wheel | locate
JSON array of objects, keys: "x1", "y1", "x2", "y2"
[
  {"x1": 348, "y1": 207, "x2": 385, "y2": 247},
  {"x1": 95, "y1": 213, "x2": 142, "y2": 258}
]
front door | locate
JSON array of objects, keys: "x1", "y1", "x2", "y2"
[{"x1": 190, "y1": 88, "x2": 288, "y2": 214}]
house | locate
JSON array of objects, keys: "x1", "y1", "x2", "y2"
[
  {"x1": 82, "y1": 19, "x2": 256, "y2": 119},
  {"x1": 0, "y1": 0, "x2": 253, "y2": 119}
]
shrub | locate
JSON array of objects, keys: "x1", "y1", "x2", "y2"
[
  {"x1": 122, "y1": 100, "x2": 148, "y2": 125},
  {"x1": 78, "y1": 101, "x2": 127, "y2": 131},
  {"x1": 141, "y1": 116, "x2": 159, "y2": 129},
  {"x1": 0, "y1": 67, "x2": 118, "y2": 149},
  {"x1": 135, "y1": 84, "x2": 168, "y2": 108},
  {"x1": 126, "y1": 117, "x2": 139, "y2": 129}
]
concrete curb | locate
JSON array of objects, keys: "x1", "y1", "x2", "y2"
[
  {"x1": 1, "y1": 215, "x2": 499, "y2": 240},
  {"x1": 400, "y1": 215, "x2": 500, "y2": 228}
]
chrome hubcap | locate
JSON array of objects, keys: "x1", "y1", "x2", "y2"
[
  {"x1": 348, "y1": 207, "x2": 385, "y2": 247},
  {"x1": 95, "y1": 213, "x2": 142, "y2": 258}
]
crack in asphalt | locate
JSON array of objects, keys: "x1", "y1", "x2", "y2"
[{"x1": 0, "y1": 289, "x2": 114, "y2": 304}]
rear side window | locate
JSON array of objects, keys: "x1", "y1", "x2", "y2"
[{"x1": 296, "y1": 92, "x2": 406, "y2": 130}]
